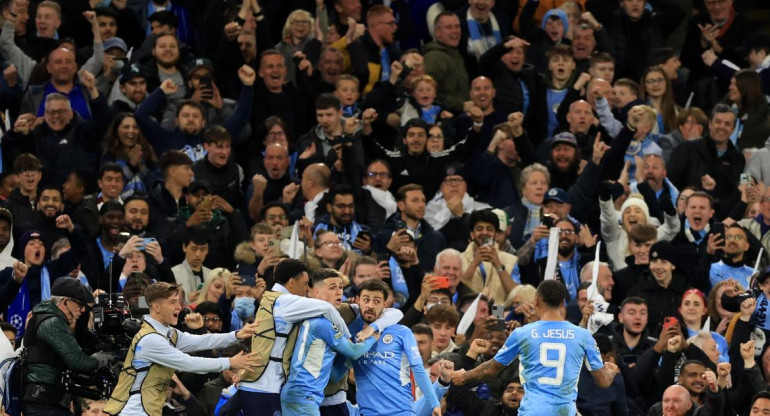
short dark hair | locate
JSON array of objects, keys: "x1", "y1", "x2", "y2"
[
  {"x1": 711, "y1": 103, "x2": 737, "y2": 126},
  {"x1": 312, "y1": 268, "x2": 343, "y2": 287},
  {"x1": 13, "y1": 153, "x2": 42, "y2": 174},
  {"x1": 620, "y1": 296, "x2": 647, "y2": 309},
  {"x1": 613, "y1": 78, "x2": 640, "y2": 97},
  {"x1": 158, "y1": 150, "x2": 192, "y2": 176},
  {"x1": 628, "y1": 223, "x2": 657, "y2": 244},
  {"x1": 0, "y1": 321, "x2": 15, "y2": 334},
  {"x1": 546, "y1": 44, "x2": 573, "y2": 60},
  {"x1": 148, "y1": 10, "x2": 177, "y2": 29},
  {"x1": 679, "y1": 359, "x2": 706, "y2": 374},
  {"x1": 203, "y1": 125, "x2": 231, "y2": 144},
  {"x1": 274, "y1": 259, "x2": 308, "y2": 286},
  {"x1": 589, "y1": 52, "x2": 614, "y2": 67},
  {"x1": 412, "y1": 323, "x2": 433, "y2": 338},
  {"x1": 752, "y1": 391, "x2": 770, "y2": 407},
  {"x1": 358, "y1": 279, "x2": 390, "y2": 300},
  {"x1": 260, "y1": 201, "x2": 289, "y2": 220},
  {"x1": 99, "y1": 162, "x2": 123, "y2": 180},
  {"x1": 36, "y1": 184, "x2": 62, "y2": 203},
  {"x1": 145, "y1": 282, "x2": 181, "y2": 306},
  {"x1": 94, "y1": 6, "x2": 118, "y2": 20},
  {"x1": 648, "y1": 47, "x2": 677, "y2": 67},
  {"x1": 315, "y1": 93, "x2": 341, "y2": 111},
  {"x1": 328, "y1": 184, "x2": 355, "y2": 204},
  {"x1": 183, "y1": 226, "x2": 209, "y2": 246},
  {"x1": 68, "y1": 169, "x2": 97, "y2": 195},
  {"x1": 685, "y1": 191, "x2": 714, "y2": 209},
  {"x1": 396, "y1": 184, "x2": 423, "y2": 202},
  {"x1": 176, "y1": 100, "x2": 205, "y2": 118},
  {"x1": 195, "y1": 301, "x2": 224, "y2": 320},
  {"x1": 469, "y1": 209, "x2": 499, "y2": 230},
  {"x1": 433, "y1": 11, "x2": 458, "y2": 28},
  {"x1": 537, "y1": 280, "x2": 568, "y2": 308}
]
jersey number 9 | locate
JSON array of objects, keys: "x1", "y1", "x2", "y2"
[{"x1": 537, "y1": 342, "x2": 566, "y2": 385}]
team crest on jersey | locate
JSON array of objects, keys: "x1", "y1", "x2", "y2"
[
  {"x1": 333, "y1": 324, "x2": 342, "y2": 339},
  {"x1": 382, "y1": 334, "x2": 393, "y2": 344}
]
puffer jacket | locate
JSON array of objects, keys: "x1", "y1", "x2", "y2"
[{"x1": 24, "y1": 300, "x2": 99, "y2": 386}]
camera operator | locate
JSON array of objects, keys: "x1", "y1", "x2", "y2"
[
  {"x1": 104, "y1": 282, "x2": 259, "y2": 416},
  {"x1": 22, "y1": 278, "x2": 102, "y2": 416}
]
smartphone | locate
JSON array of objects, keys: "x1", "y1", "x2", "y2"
[
  {"x1": 118, "y1": 232, "x2": 131, "y2": 245},
  {"x1": 712, "y1": 222, "x2": 725, "y2": 238},
  {"x1": 663, "y1": 316, "x2": 678, "y2": 330},
  {"x1": 489, "y1": 318, "x2": 506, "y2": 332},
  {"x1": 377, "y1": 253, "x2": 389, "y2": 263},
  {"x1": 198, "y1": 196, "x2": 213, "y2": 211},
  {"x1": 492, "y1": 304, "x2": 505, "y2": 319},
  {"x1": 434, "y1": 276, "x2": 450, "y2": 289},
  {"x1": 357, "y1": 230, "x2": 372, "y2": 241},
  {"x1": 138, "y1": 237, "x2": 156, "y2": 250},
  {"x1": 542, "y1": 213, "x2": 555, "y2": 228},
  {"x1": 199, "y1": 75, "x2": 213, "y2": 99},
  {"x1": 129, "y1": 271, "x2": 145, "y2": 285},
  {"x1": 267, "y1": 238, "x2": 280, "y2": 257},
  {"x1": 622, "y1": 354, "x2": 638, "y2": 365},
  {"x1": 740, "y1": 173, "x2": 752, "y2": 185},
  {"x1": 238, "y1": 264, "x2": 258, "y2": 286}
]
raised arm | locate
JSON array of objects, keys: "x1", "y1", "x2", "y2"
[{"x1": 590, "y1": 362, "x2": 620, "y2": 388}]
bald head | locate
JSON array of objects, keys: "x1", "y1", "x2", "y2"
[
  {"x1": 662, "y1": 385, "x2": 692, "y2": 416},
  {"x1": 586, "y1": 78, "x2": 611, "y2": 106},
  {"x1": 566, "y1": 100, "x2": 594, "y2": 134},
  {"x1": 301, "y1": 163, "x2": 331, "y2": 200}
]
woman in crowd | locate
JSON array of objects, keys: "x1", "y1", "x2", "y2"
[
  {"x1": 640, "y1": 66, "x2": 679, "y2": 134},
  {"x1": 101, "y1": 113, "x2": 160, "y2": 197}
]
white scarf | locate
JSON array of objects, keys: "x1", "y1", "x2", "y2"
[
  {"x1": 425, "y1": 191, "x2": 490, "y2": 230},
  {"x1": 304, "y1": 190, "x2": 327, "y2": 224},
  {"x1": 364, "y1": 185, "x2": 397, "y2": 218}
]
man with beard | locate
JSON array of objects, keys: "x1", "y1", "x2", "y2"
[
  {"x1": 94, "y1": 201, "x2": 125, "y2": 269},
  {"x1": 348, "y1": 279, "x2": 441, "y2": 416},
  {"x1": 0, "y1": 216, "x2": 87, "y2": 337},
  {"x1": 314, "y1": 184, "x2": 372, "y2": 254},
  {"x1": 124, "y1": 195, "x2": 151, "y2": 235},
  {"x1": 647, "y1": 363, "x2": 722, "y2": 414},
  {"x1": 348, "y1": 5, "x2": 401, "y2": 95},
  {"x1": 696, "y1": 224, "x2": 754, "y2": 292},
  {"x1": 631, "y1": 153, "x2": 679, "y2": 223},
  {"x1": 426, "y1": 162, "x2": 490, "y2": 250},
  {"x1": 448, "y1": 375, "x2": 523, "y2": 416},
  {"x1": 135, "y1": 65, "x2": 255, "y2": 162},
  {"x1": 525, "y1": 218, "x2": 593, "y2": 300},
  {"x1": 16, "y1": 186, "x2": 68, "y2": 253},
  {"x1": 62, "y1": 169, "x2": 98, "y2": 237},
  {"x1": 110, "y1": 63, "x2": 148, "y2": 113},
  {"x1": 247, "y1": 143, "x2": 292, "y2": 221},
  {"x1": 667, "y1": 104, "x2": 744, "y2": 210},
  {"x1": 375, "y1": 184, "x2": 446, "y2": 273},
  {"x1": 461, "y1": 209, "x2": 518, "y2": 305},
  {"x1": 547, "y1": 131, "x2": 582, "y2": 191}
]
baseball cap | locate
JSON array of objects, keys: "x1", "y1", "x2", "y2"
[
  {"x1": 543, "y1": 188, "x2": 569, "y2": 204},
  {"x1": 103, "y1": 37, "x2": 128, "y2": 53},
  {"x1": 119, "y1": 63, "x2": 146, "y2": 84},
  {"x1": 551, "y1": 132, "x2": 577, "y2": 148},
  {"x1": 186, "y1": 58, "x2": 214, "y2": 77}
]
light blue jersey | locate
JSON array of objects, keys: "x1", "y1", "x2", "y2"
[
  {"x1": 494, "y1": 320, "x2": 604, "y2": 416},
  {"x1": 282, "y1": 317, "x2": 376, "y2": 415},
  {"x1": 349, "y1": 319, "x2": 439, "y2": 416}
]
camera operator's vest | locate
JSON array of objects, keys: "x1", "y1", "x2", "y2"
[
  {"x1": 323, "y1": 303, "x2": 356, "y2": 397},
  {"x1": 103, "y1": 321, "x2": 178, "y2": 416},
  {"x1": 240, "y1": 291, "x2": 299, "y2": 383}
]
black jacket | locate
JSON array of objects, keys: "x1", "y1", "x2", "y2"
[
  {"x1": 612, "y1": 256, "x2": 649, "y2": 307},
  {"x1": 192, "y1": 158, "x2": 244, "y2": 211},
  {"x1": 374, "y1": 213, "x2": 446, "y2": 274},
  {"x1": 667, "y1": 135, "x2": 744, "y2": 207},
  {"x1": 627, "y1": 271, "x2": 690, "y2": 329},
  {"x1": 610, "y1": 10, "x2": 665, "y2": 82}
]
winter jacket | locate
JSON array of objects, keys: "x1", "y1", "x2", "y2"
[
  {"x1": 374, "y1": 213, "x2": 446, "y2": 273},
  {"x1": 667, "y1": 135, "x2": 744, "y2": 206},
  {"x1": 423, "y1": 40, "x2": 470, "y2": 113},
  {"x1": 628, "y1": 271, "x2": 690, "y2": 329},
  {"x1": 23, "y1": 300, "x2": 99, "y2": 387},
  {"x1": 347, "y1": 32, "x2": 401, "y2": 95},
  {"x1": 4, "y1": 94, "x2": 111, "y2": 186},
  {"x1": 612, "y1": 256, "x2": 649, "y2": 307},
  {"x1": 610, "y1": 10, "x2": 664, "y2": 82},
  {"x1": 192, "y1": 158, "x2": 244, "y2": 211}
]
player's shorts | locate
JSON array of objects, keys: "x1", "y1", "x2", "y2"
[
  {"x1": 320, "y1": 402, "x2": 350, "y2": 416},
  {"x1": 239, "y1": 391, "x2": 282, "y2": 416},
  {"x1": 281, "y1": 389, "x2": 322, "y2": 416}
]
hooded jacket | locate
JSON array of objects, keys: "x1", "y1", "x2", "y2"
[{"x1": 423, "y1": 40, "x2": 470, "y2": 113}]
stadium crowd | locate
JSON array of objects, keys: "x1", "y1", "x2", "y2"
[{"x1": 0, "y1": 0, "x2": 768, "y2": 414}]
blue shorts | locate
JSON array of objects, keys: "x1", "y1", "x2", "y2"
[
  {"x1": 239, "y1": 390, "x2": 282, "y2": 415},
  {"x1": 281, "y1": 389, "x2": 321, "y2": 416},
  {"x1": 320, "y1": 403, "x2": 350, "y2": 416}
]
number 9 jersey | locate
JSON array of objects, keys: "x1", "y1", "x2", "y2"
[{"x1": 493, "y1": 320, "x2": 604, "y2": 416}]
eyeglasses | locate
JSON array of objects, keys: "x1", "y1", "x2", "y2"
[
  {"x1": 67, "y1": 298, "x2": 85, "y2": 310},
  {"x1": 319, "y1": 240, "x2": 343, "y2": 248},
  {"x1": 265, "y1": 214, "x2": 287, "y2": 221},
  {"x1": 428, "y1": 135, "x2": 444, "y2": 141},
  {"x1": 45, "y1": 109, "x2": 70, "y2": 117},
  {"x1": 558, "y1": 229, "x2": 576, "y2": 235},
  {"x1": 203, "y1": 317, "x2": 222, "y2": 322},
  {"x1": 443, "y1": 177, "x2": 465, "y2": 185},
  {"x1": 645, "y1": 78, "x2": 665, "y2": 85},
  {"x1": 367, "y1": 171, "x2": 390, "y2": 179},
  {"x1": 724, "y1": 234, "x2": 745, "y2": 241}
]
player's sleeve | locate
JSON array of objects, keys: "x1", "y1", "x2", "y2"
[
  {"x1": 370, "y1": 308, "x2": 404, "y2": 332},
  {"x1": 404, "y1": 330, "x2": 441, "y2": 410},
  {"x1": 582, "y1": 329, "x2": 605, "y2": 371},
  {"x1": 413, "y1": 380, "x2": 449, "y2": 416},
  {"x1": 317, "y1": 318, "x2": 376, "y2": 360},
  {"x1": 493, "y1": 329, "x2": 521, "y2": 366}
]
